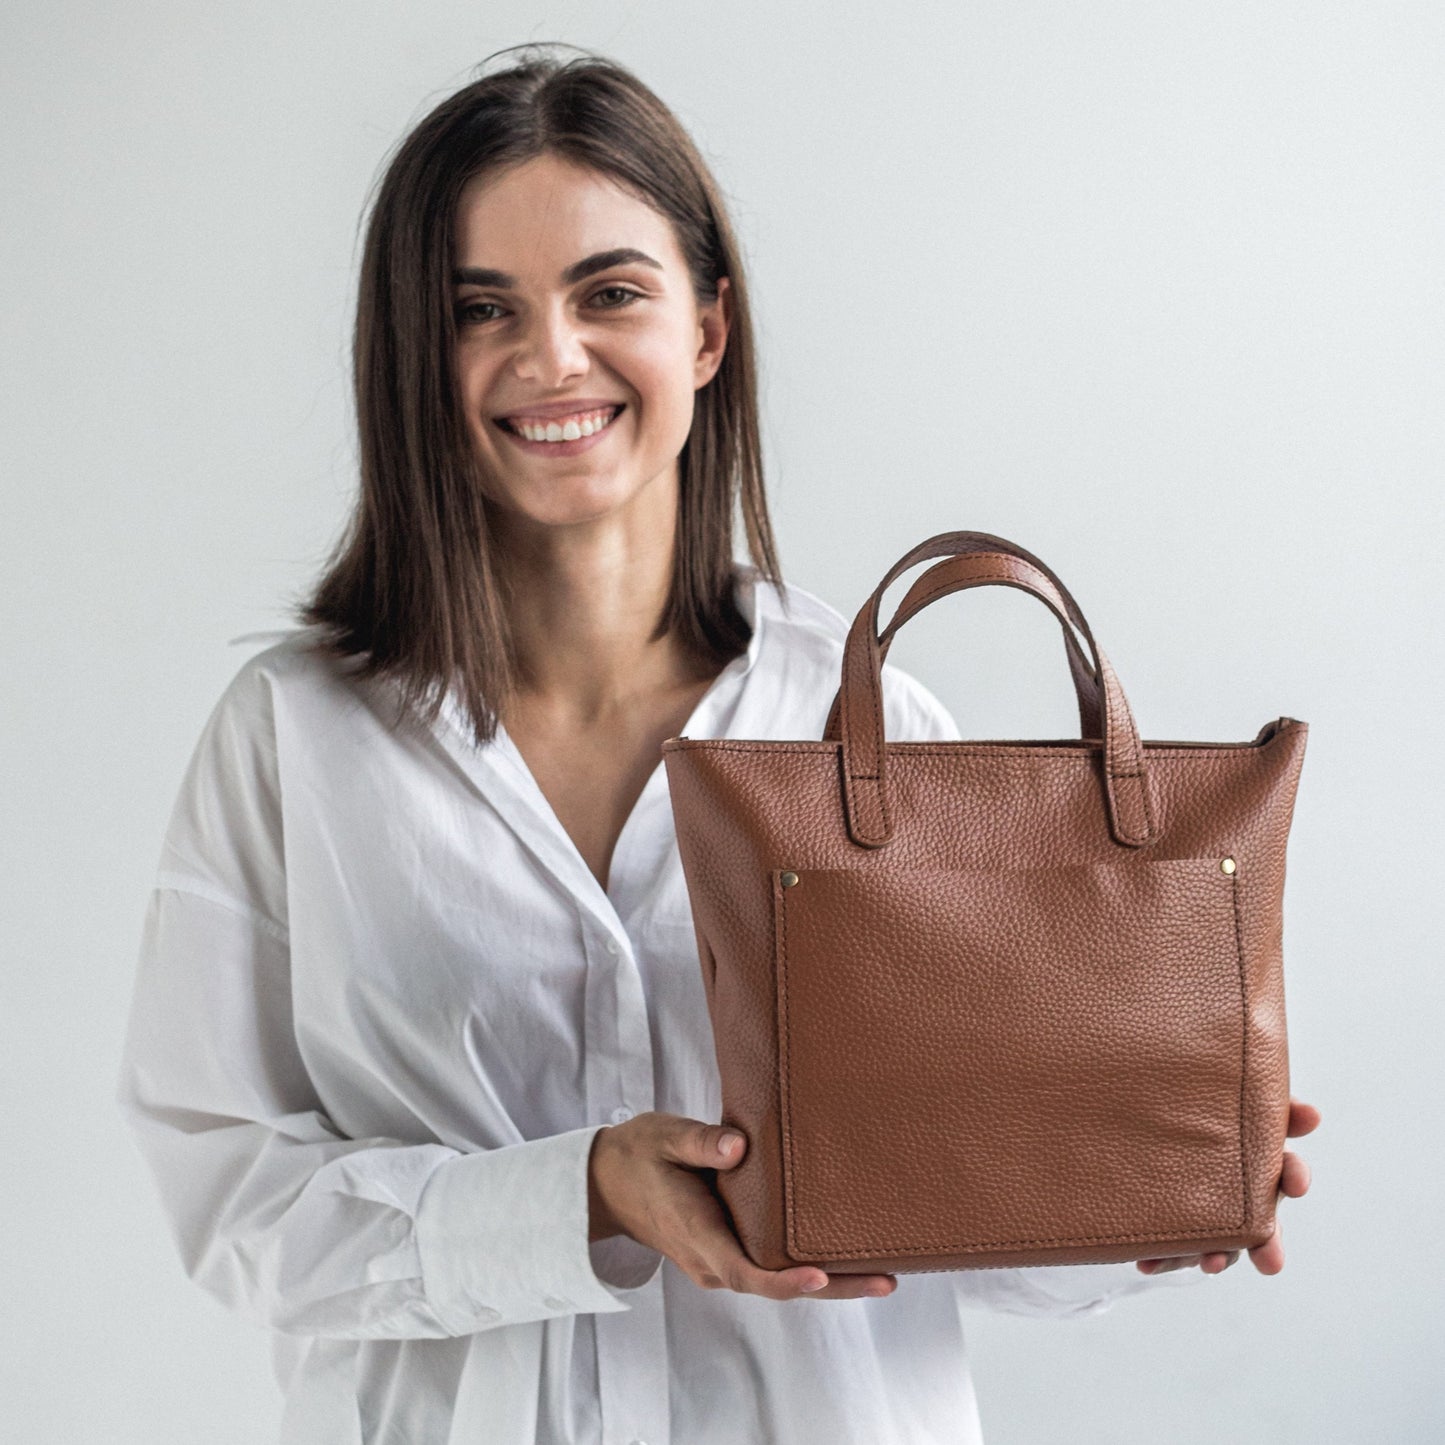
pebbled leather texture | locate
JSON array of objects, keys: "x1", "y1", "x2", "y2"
[{"x1": 661, "y1": 530, "x2": 1308, "y2": 1274}]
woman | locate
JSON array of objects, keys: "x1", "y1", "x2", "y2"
[{"x1": 116, "y1": 45, "x2": 1319, "y2": 1444}]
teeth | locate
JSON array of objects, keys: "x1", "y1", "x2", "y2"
[{"x1": 508, "y1": 407, "x2": 619, "y2": 442}]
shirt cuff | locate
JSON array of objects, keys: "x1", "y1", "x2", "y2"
[{"x1": 415, "y1": 1123, "x2": 663, "y2": 1335}]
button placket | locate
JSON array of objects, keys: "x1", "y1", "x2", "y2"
[
  {"x1": 588, "y1": 921, "x2": 670, "y2": 1445},
  {"x1": 611, "y1": 942, "x2": 655, "y2": 1118},
  {"x1": 591, "y1": 925, "x2": 654, "y2": 1124}
]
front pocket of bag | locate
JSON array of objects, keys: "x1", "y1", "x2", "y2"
[{"x1": 772, "y1": 856, "x2": 1247, "y2": 1259}]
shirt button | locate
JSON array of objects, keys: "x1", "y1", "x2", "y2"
[
  {"x1": 610, "y1": 1106, "x2": 633, "y2": 1124},
  {"x1": 605, "y1": 938, "x2": 620, "y2": 955},
  {"x1": 476, "y1": 1305, "x2": 500, "y2": 1322},
  {"x1": 543, "y1": 1295, "x2": 570, "y2": 1311}
]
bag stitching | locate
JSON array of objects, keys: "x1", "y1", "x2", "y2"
[{"x1": 1229, "y1": 869, "x2": 1252, "y2": 1228}]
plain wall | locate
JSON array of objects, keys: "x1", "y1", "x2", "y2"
[{"x1": 3, "y1": 2, "x2": 1440, "y2": 1440}]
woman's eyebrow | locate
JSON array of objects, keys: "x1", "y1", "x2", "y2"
[{"x1": 451, "y1": 248, "x2": 663, "y2": 289}]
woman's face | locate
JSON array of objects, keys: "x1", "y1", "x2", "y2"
[{"x1": 451, "y1": 152, "x2": 730, "y2": 537}]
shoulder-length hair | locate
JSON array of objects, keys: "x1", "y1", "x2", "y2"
[{"x1": 290, "y1": 44, "x2": 783, "y2": 749}]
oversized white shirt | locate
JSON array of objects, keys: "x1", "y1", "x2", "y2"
[{"x1": 116, "y1": 561, "x2": 1203, "y2": 1445}]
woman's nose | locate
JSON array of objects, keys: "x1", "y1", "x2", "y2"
[{"x1": 509, "y1": 307, "x2": 589, "y2": 384}]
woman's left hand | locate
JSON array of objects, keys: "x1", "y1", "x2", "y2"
[{"x1": 1135, "y1": 1094, "x2": 1321, "y2": 1277}]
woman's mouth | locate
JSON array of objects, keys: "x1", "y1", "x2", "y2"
[{"x1": 494, "y1": 404, "x2": 624, "y2": 449}]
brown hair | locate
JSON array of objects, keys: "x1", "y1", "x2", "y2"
[{"x1": 289, "y1": 43, "x2": 784, "y2": 748}]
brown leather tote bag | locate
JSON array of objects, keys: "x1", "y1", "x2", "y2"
[{"x1": 660, "y1": 530, "x2": 1308, "y2": 1275}]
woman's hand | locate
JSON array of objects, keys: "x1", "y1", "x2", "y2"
[
  {"x1": 1136, "y1": 1094, "x2": 1321, "y2": 1277},
  {"x1": 588, "y1": 1111, "x2": 897, "y2": 1301}
]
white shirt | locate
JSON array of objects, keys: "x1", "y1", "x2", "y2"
[{"x1": 116, "y1": 561, "x2": 1202, "y2": 1445}]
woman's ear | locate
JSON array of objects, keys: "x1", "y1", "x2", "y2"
[{"x1": 694, "y1": 275, "x2": 731, "y2": 390}]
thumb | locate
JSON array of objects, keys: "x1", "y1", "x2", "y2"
[{"x1": 690, "y1": 1122, "x2": 746, "y2": 1168}]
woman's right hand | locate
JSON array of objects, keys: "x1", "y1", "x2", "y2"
[{"x1": 588, "y1": 1111, "x2": 897, "y2": 1302}]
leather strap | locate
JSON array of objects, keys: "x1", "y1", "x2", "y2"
[
  {"x1": 822, "y1": 551, "x2": 1103, "y2": 740},
  {"x1": 830, "y1": 531, "x2": 1156, "y2": 850}
]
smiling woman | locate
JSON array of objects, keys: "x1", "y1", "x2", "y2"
[
  {"x1": 291, "y1": 49, "x2": 778, "y2": 754},
  {"x1": 114, "y1": 39, "x2": 1308, "y2": 1445}
]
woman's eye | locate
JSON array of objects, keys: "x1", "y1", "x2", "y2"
[
  {"x1": 456, "y1": 300, "x2": 502, "y2": 324},
  {"x1": 591, "y1": 285, "x2": 641, "y2": 308}
]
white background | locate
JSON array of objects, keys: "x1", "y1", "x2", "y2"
[{"x1": 3, "y1": 2, "x2": 1440, "y2": 1441}]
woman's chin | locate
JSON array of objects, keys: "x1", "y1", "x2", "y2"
[{"x1": 490, "y1": 479, "x2": 644, "y2": 531}]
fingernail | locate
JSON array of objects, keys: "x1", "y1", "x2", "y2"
[
  {"x1": 800, "y1": 1275, "x2": 826, "y2": 1292},
  {"x1": 719, "y1": 1133, "x2": 742, "y2": 1155}
]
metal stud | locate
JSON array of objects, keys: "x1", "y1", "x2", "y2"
[
  {"x1": 1220, "y1": 857, "x2": 1237, "y2": 875},
  {"x1": 780, "y1": 871, "x2": 800, "y2": 888}
]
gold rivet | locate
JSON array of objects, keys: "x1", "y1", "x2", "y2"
[
  {"x1": 1220, "y1": 857, "x2": 1236, "y2": 875},
  {"x1": 780, "y1": 871, "x2": 799, "y2": 888}
]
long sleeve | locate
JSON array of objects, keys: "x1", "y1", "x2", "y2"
[
  {"x1": 115, "y1": 657, "x2": 663, "y2": 1341},
  {"x1": 117, "y1": 880, "x2": 662, "y2": 1339}
]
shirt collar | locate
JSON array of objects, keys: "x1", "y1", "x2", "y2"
[{"x1": 426, "y1": 561, "x2": 771, "y2": 932}]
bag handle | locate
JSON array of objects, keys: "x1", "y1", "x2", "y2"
[
  {"x1": 822, "y1": 550, "x2": 1103, "y2": 740},
  {"x1": 829, "y1": 531, "x2": 1157, "y2": 849}
]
